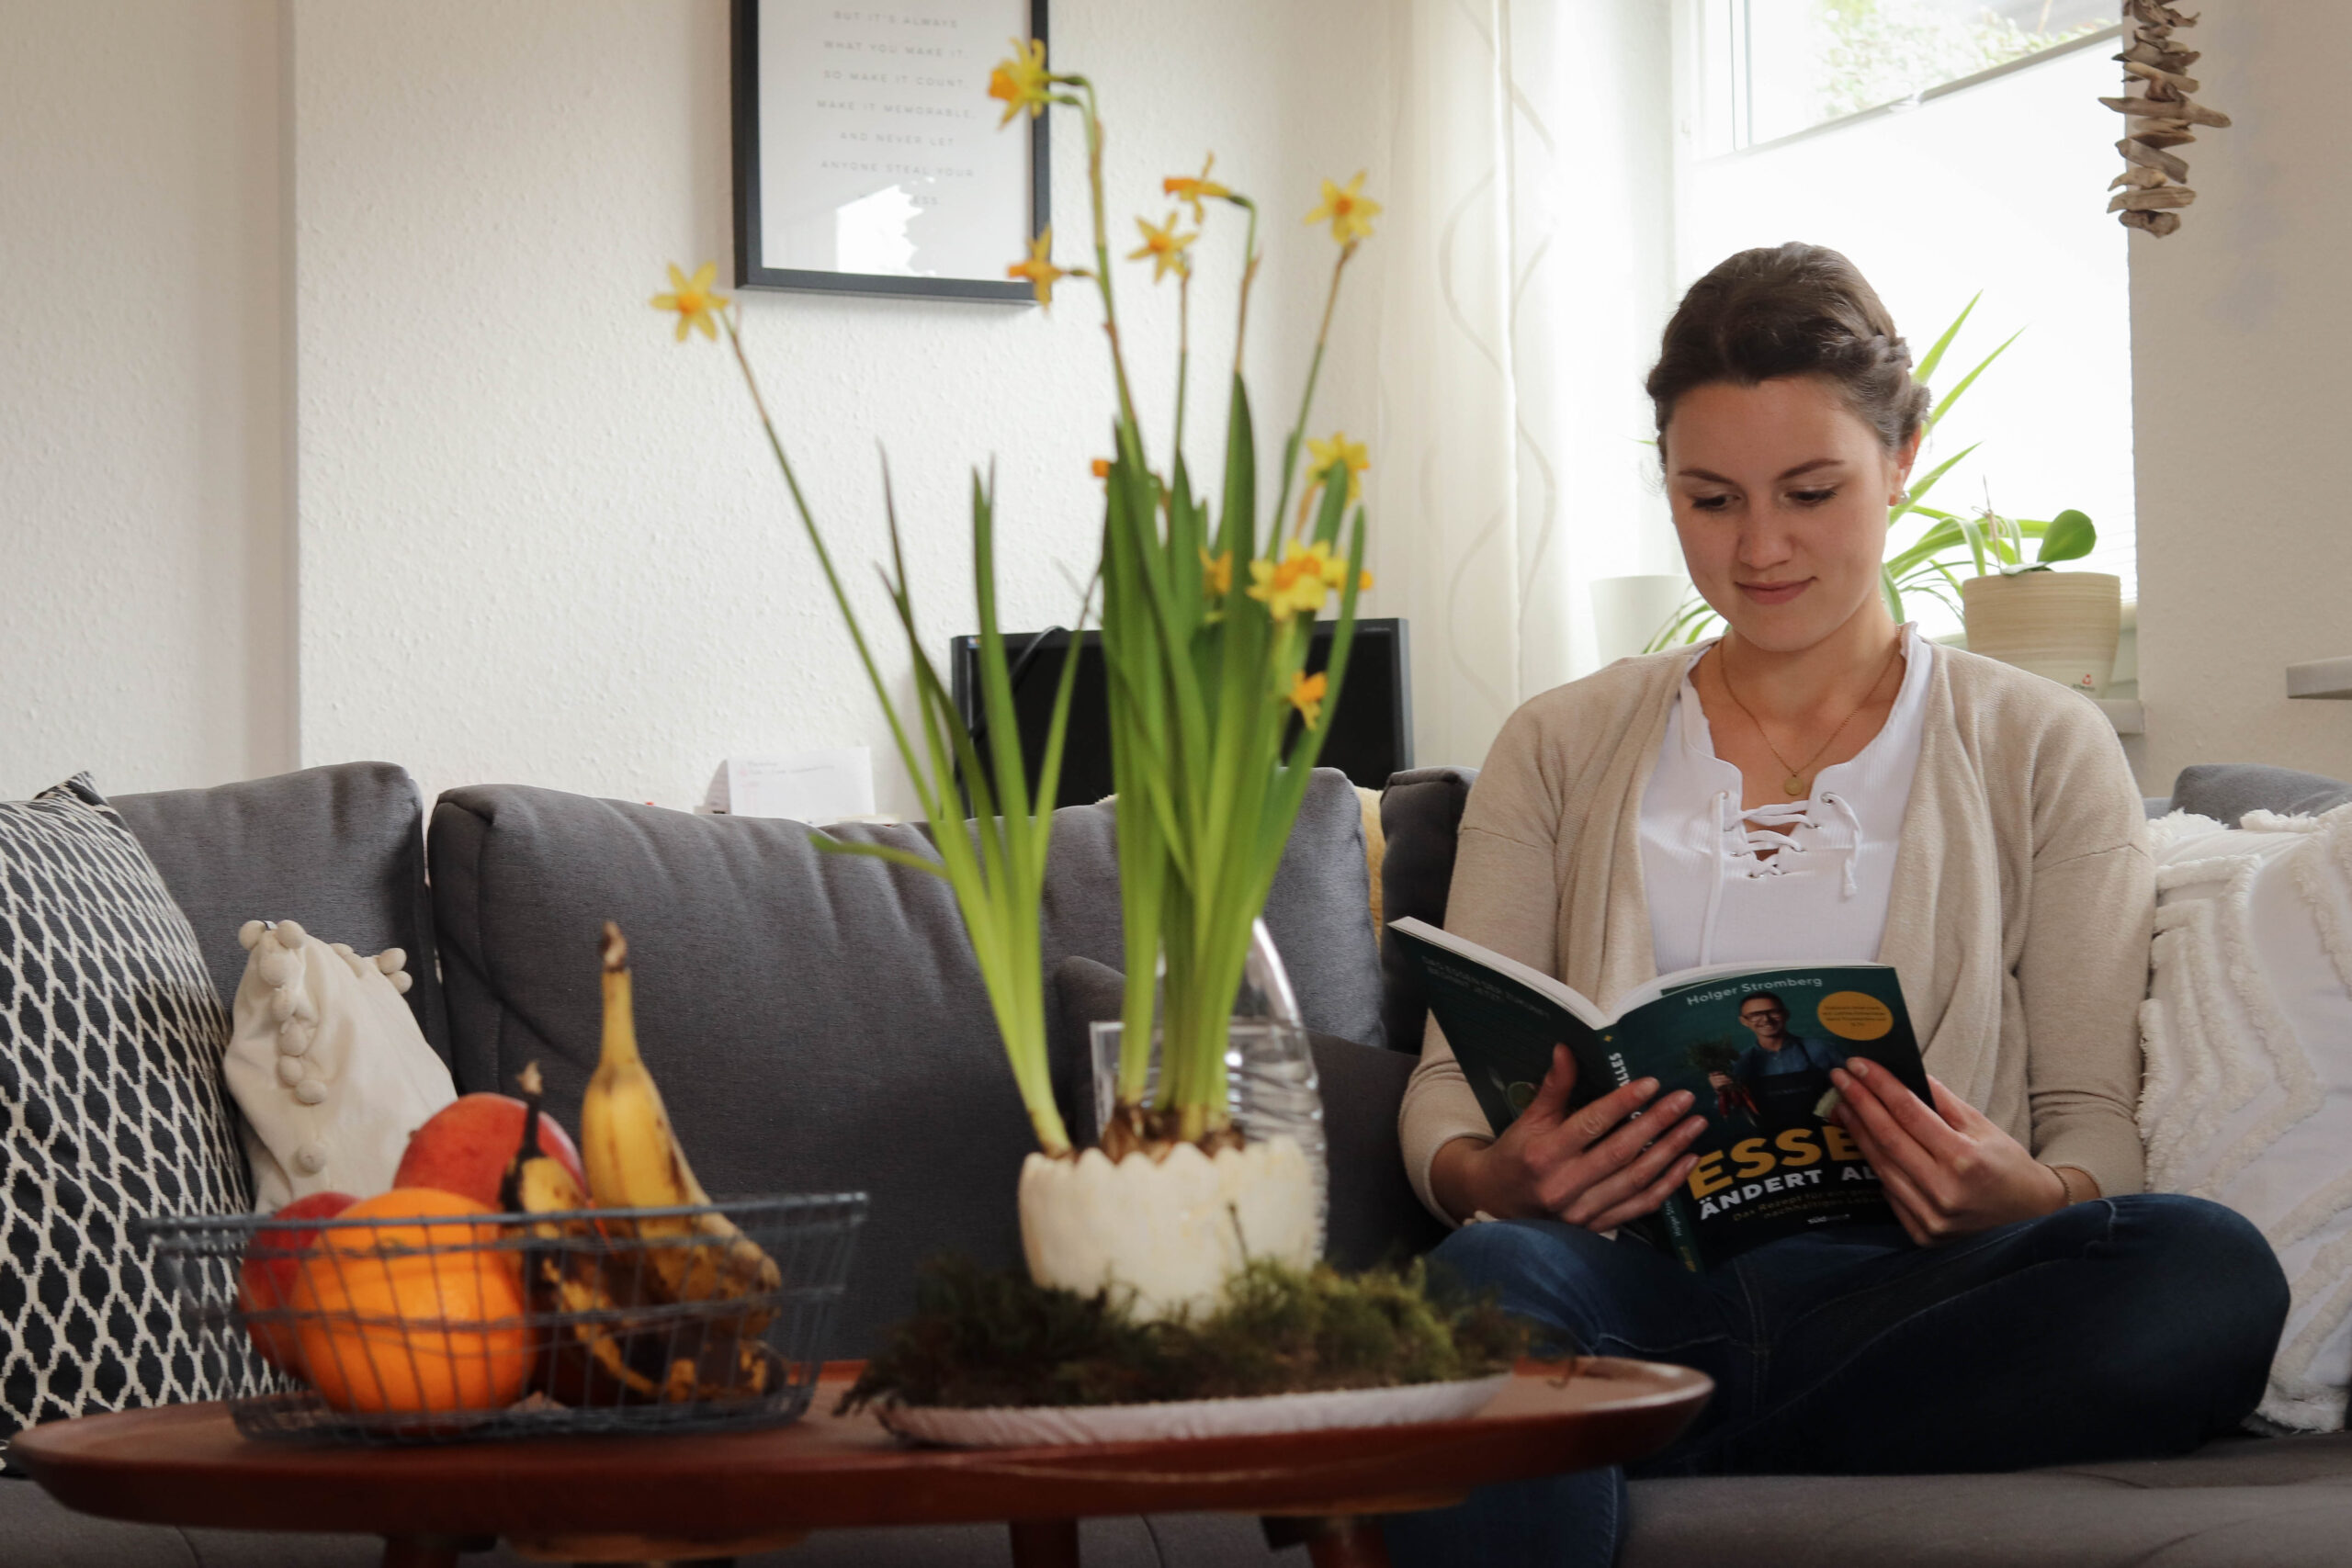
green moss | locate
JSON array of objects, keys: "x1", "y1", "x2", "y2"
[{"x1": 840, "y1": 1257, "x2": 1532, "y2": 1413}]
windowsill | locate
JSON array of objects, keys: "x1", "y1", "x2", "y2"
[
  {"x1": 2286, "y1": 658, "x2": 2352, "y2": 700},
  {"x1": 1932, "y1": 605, "x2": 2142, "y2": 735}
]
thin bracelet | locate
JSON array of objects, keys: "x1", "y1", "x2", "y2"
[{"x1": 2050, "y1": 1165, "x2": 2090, "y2": 1207}]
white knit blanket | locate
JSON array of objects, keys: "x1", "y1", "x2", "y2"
[{"x1": 2141, "y1": 807, "x2": 2352, "y2": 1431}]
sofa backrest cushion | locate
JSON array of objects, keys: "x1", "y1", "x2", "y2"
[
  {"x1": 2169, "y1": 763, "x2": 2352, "y2": 828},
  {"x1": 426, "y1": 769, "x2": 1381, "y2": 1355},
  {"x1": 1377, "y1": 767, "x2": 1480, "y2": 1054},
  {"x1": 111, "y1": 763, "x2": 451, "y2": 1065}
]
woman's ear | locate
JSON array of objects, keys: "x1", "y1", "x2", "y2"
[{"x1": 1891, "y1": 428, "x2": 1924, "y2": 502}]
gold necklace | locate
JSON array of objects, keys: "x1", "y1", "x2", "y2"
[{"x1": 1717, "y1": 638, "x2": 1905, "y2": 797}]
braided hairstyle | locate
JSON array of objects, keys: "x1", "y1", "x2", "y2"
[{"x1": 1645, "y1": 243, "x2": 1929, "y2": 457}]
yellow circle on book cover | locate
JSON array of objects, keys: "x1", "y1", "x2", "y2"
[{"x1": 1816, "y1": 991, "x2": 1894, "y2": 1041}]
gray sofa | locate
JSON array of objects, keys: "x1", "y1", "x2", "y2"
[{"x1": 4, "y1": 758, "x2": 2347, "y2": 1565}]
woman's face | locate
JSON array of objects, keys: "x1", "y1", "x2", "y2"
[{"x1": 1662, "y1": 377, "x2": 1917, "y2": 654}]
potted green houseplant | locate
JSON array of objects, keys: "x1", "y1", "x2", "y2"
[{"x1": 1952, "y1": 505, "x2": 2119, "y2": 694}]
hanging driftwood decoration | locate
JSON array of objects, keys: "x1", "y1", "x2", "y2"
[{"x1": 2103, "y1": 1, "x2": 2229, "y2": 236}]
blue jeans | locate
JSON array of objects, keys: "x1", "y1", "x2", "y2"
[{"x1": 1384, "y1": 1194, "x2": 2289, "y2": 1567}]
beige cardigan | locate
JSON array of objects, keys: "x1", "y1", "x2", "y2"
[{"x1": 1401, "y1": 641, "x2": 2154, "y2": 1222}]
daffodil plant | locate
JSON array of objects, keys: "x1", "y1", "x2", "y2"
[
  {"x1": 650, "y1": 262, "x2": 1088, "y2": 1159},
  {"x1": 992, "y1": 43, "x2": 1380, "y2": 1152},
  {"x1": 652, "y1": 50, "x2": 1380, "y2": 1164}
]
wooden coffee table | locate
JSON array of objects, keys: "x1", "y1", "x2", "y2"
[{"x1": 12, "y1": 1359, "x2": 1709, "y2": 1568}]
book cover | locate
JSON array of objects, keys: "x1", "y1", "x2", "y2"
[{"x1": 1389, "y1": 919, "x2": 1931, "y2": 1271}]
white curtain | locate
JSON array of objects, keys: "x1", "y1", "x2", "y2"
[{"x1": 1370, "y1": 1, "x2": 1679, "y2": 773}]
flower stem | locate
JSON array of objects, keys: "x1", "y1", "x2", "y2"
[
  {"x1": 719, "y1": 310, "x2": 931, "y2": 820},
  {"x1": 1173, "y1": 265, "x2": 1192, "y2": 471},
  {"x1": 718, "y1": 306, "x2": 1072, "y2": 1157},
  {"x1": 1268, "y1": 241, "x2": 1356, "y2": 539},
  {"x1": 1230, "y1": 197, "x2": 1261, "y2": 380},
  {"x1": 1060, "y1": 79, "x2": 1140, "y2": 444}
]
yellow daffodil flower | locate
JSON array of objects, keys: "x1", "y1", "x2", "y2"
[
  {"x1": 1201, "y1": 547, "x2": 1233, "y2": 596},
  {"x1": 1248, "y1": 541, "x2": 1340, "y2": 621},
  {"x1": 1163, "y1": 153, "x2": 1231, "y2": 226},
  {"x1": 1306, "y1": 432, "x2": 1371, "y2": 504},
  {"x1": 650, "y1": 261, "x2": 728, "y2": 343},
  {"x1": 1128, "y1": 212, "x2": 1196, "y2": 283},
  {"x1": 1008, "y1": 229, "x2": 1066, "y2": 308},
  {"x1": 1287, "y1": 671, "x2": 1329, "y2": 728},
  {"x1": 1304, "y1": 172, "x2": 1383, "y2": 243},
  {"x1": 988, "y1": 38, "x2": 1052, "y2": 127}
]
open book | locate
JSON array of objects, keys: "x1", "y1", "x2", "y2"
[{"x1": 1389, "y1": 918, "x2": 1930, "y2": 1271}]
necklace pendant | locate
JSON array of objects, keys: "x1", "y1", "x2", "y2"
[{"x1": 1784, "y1": 773, "x2": 1804, "y2": 796}]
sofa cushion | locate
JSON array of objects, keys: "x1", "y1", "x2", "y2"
[
  {"x1": 0, "y1": 778, "x2": 250, "y2": 1439},
  {"x1": 1621, "y1": 1432, "x2": 2352, "y2": 1568},
  {"x1": 2140, "y1": 807, "x2": 2352, "y2": 1430},
  {"x1": 426, "y1": 769, "x2": 1382, "y2": 1356},
  {"x1": 1378, "y1": 767, "x2": 1479, "y2": 1053},
  {"x1": 1051, "y1": 956, "x2": 1448, "y2": 1273},
  {"x1": 2170, "y1": 763, "x2": 2352, "y2": 828},
  {"x1": 112, "y1": 763, "x2": 450, "y2": 1065}
]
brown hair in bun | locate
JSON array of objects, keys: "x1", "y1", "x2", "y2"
[{"x1": 1645, "y1": 243, "x2": 1930, "y2": 457}]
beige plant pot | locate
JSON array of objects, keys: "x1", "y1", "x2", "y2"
[
  {"x1": 1017, "y1": 1136, "x2": 1318, "y2": 1322},
  {"x1": 1589, "y1": 574, "x2": 1691, "y2": 662},
  {"x1": 1961, "y1": 571, "x2": 2122, "y2": 696}
]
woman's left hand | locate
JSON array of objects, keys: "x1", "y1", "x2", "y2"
[{"x1": 1826, "y1": 1059, "x2": 2066, "y2": 1247}]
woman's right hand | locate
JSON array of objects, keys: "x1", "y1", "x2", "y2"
[{"x1": 1430, "y1": 1044, "x2": 1708, "y2": 1228}]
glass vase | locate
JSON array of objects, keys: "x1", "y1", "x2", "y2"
[{"x1": 1086, "y1": 921, "x2": 1329, "y2": 1257}]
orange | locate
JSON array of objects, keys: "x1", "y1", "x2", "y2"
[{"x1": 287, "y1": 1188, "x2": 532, "y2": 1418}]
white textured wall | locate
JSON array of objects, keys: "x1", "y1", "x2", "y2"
[
  {"x1": 2132, "y1": 1, "x2": 2352, "y2": 788},
  {"x1": 41, "y1": 1, "x2": 2328, "y2": 807},
  {"x1": 0, "y1": 0, "x2": 291, "y2": 801},
  {"x1": 290, "y1": 0, "x2": 1388, "y2": 814}
]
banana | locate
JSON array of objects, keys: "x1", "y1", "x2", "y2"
[
  {"x1": 582, "y1": 923, "x2": 782, "y2": 1314},
  {"x1": 495, "y1": 1068, "x2": 648, "y2": 1404},
  {"x1": 498, "y1": 1045, "x2": 779, "y2": 1409}
]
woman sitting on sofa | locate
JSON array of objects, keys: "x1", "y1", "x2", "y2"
[{"x1": 1385, "y1": 243, "x2": 2290, "y2": 1567}]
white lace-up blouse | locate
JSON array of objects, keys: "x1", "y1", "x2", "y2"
[{"x1": 1639, "y1": 625, "x2": 1932, "y2": 975}]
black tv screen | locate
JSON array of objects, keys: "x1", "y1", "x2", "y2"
[{"x1": 947, "y1": 618, "x2": 1413, "y2": 809}]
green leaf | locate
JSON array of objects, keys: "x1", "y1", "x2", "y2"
[
  {"x1": 1880, "y1": 563, "x2": 1904, "y2": 623},
  {"x1": 1912, "y1": 293, "x2": 1979, "y2": 386},
  {"x1": 1955, "y1": 509, "x2": 1990, "y2": 578},
  {"x1": 1883, "y1": 517, "x2": 1963, "y2": 577},
  {"x1": 1899, "y1": 441, "x2": 1980, "y2": 518},
  {"x1": 1217, "y1": 374, "x2": 1256, "y2": 565},
  {"x1": 1642, "y1": 594, "x2": 1718, "y2": 654},
  {"x1": 812, "y1": 838, "x2": 950, "y2": 877},
  {"x1": 1924, "y1": 330, "x2": 2019, "y2": 434},
  {"x1": 2036, "y1": 509, "x2": 2097, "y2": 564}
]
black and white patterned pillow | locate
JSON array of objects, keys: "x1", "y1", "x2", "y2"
[{"x1": 0, "y1": 775, "x2": 251, "y2": 1438}]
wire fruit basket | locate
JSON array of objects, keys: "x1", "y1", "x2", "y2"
[{"x1": 139, "y1": 1193, "x2": 865, "y2": 1445}]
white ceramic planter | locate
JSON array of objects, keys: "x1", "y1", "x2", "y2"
[
  {"x1": 1589, "y1": 575, "x2": 1692, "y2": 663},
  {"x1": 1962, "y1": 571, "x2": 2122, "y2": 695},
  {"x1": 1017, "y1": 1136, "x2": 1318, "y2": 1322}
]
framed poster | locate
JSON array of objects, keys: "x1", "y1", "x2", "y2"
[{"x1": 731, "y1": 0, "x2": 1049, "y2": 303}]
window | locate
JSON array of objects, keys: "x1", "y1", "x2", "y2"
[{"x1": 1677, "y1": 1, "x2": 2135, "y2": 636}]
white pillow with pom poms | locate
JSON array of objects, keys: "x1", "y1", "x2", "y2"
[
  {"x1": 224, "y1": 919, "x2": 457, "y2": 1210},
  {"x1": 2141, "y1": 805, "x2": 2352, "y2": 1431}
]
